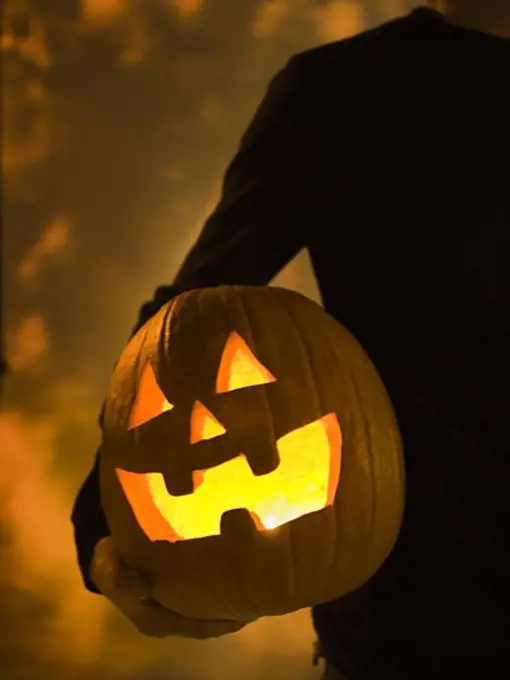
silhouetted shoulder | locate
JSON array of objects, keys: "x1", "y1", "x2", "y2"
[{"x1": 289, "y1": 8, "x2": 439, "y2": 78}]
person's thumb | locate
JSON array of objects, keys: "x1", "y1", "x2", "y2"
[
  {"x1": 114, "y1": 559, "x2": 152, "y2": 600},
  {"x1": 92, "y1": 537, "x2": 152, "y2": 600}
]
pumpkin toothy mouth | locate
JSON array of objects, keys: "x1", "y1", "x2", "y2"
[{"x1": 116, "y1": 412, "x2": 342, "y2": 543}]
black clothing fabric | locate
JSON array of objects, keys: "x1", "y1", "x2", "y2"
[{"x1": 71, "y1": 7, "x2": 510, "y2": 678}]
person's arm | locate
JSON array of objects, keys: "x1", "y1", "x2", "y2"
[
  {"x1": 71, "y1": 54, "x2": 322, "y2": 594},
  {"x1": 71, "y1": 417, "x2": 110, "y2": 593}
]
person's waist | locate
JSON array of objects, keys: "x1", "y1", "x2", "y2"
[
  {"x1": 313, "y1": 566, "x2": 510, "y2": 678},
  {"x1": 314, "y1": 620, "x2": 510, "y2": 680}
]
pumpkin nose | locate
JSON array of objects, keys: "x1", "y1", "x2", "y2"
[{"x1": 212, "y1": 388, "x2": 281, "y2": 476}]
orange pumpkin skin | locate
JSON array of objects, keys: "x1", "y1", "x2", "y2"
[{"x1": 99, "y1": 286, "x2": 405, "y2": 622}]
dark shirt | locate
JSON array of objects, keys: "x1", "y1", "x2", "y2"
[{"x1": 71, "y1": 7, "x2": 510, "y2": 679}]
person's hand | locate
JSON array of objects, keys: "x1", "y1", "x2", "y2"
[{"x1": 91, "y1": 536, "x2": 251, "y2": 639}]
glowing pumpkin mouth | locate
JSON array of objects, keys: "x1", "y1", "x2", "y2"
[{"x1": 116, "y1": 413, "x2": 342, "y2": 543}]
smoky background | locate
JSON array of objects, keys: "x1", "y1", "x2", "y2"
[{"x1": 1, "y1": 2, "x2": 419, "y2": 679}]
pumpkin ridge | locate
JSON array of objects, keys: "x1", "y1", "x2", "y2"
[
  {"x1": 237, "y1": 288, "x2": 295, "y2": 605},
  {"x1": 272, "y1": 291, "x2": 305, "y2": 602},
  {"x1": 281, "y1": 297, "x2": 336, "y2": 598},
  {"x1": 317, "y1": 319, "x2": 362, "y2": 591},
  {"x1": 326, "y1": 320, "x2": 403, "y2": 588},
  {"x1": 170, "y1": 291, "x2": 244, "y2": 619},
  {"x1": 220, "y1": 288, "x2": 272, "y2": 617},
  {"x1": 212, "y1": 290, "x2": 264, "y2": 619}
]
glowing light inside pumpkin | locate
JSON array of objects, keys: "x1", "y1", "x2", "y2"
[
  {"x1": 190, "y1": 400, "x2": 226, "y2": 444},
  {"x1": 264, "y1": 515, "x2": 278, "y2": 530},
  {"x1": 116, "y1": 412, "x2": 342, "y2": 542},
  {"x1": 128, "y1": 361, "x2": 173, "y2": 430},
  {"x1": 216, "y1": 331, "x2": 277, "y2": 393}
]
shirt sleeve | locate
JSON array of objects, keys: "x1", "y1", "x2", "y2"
[
  {"x1": 71, "y1": 406, "x2": 110, "y2": 594},
  {"x1": 71, "y1": 55, "x2": 320, "y2": 594}
]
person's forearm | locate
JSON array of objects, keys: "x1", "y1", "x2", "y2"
[
  {"x1": 71, "y1": 451, "x2": 110, "y2": 593},
  {"x1": 131, "y1": 283, "x2": 200, "y2": 337}
]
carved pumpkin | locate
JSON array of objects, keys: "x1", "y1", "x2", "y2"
[{"x1": 99, "y1": 286, "x2": 405, "y2": 622}]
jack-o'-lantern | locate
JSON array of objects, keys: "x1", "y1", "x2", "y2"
[{"x1": 99, "y1": 286, "x2": 405, "y2": 622}]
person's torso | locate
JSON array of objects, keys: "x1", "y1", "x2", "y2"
[{"x1": 299, "y1": 7, "x2": 509, "y2": 678}]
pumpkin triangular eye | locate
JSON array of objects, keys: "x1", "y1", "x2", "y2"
[
  {"x1": 128, "y1": 362, "x2": 174, "y2": 430},
  {"x1": 216, "y1": 331, "x2": 277, "y2": 393},
  {"x1": 190, "y1": 400, "x2": 226, "y2": 444}
]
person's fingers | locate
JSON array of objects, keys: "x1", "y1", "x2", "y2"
[
  {"x1": 90, "y1": 536, "x2": 117, "y2": 594},
  {"x1": 129, "y1": 603, "x2": 249, "y2": 639},
  {"x1": 120, "y1": 595, "x2": 249, "y2": 639},
  {"x1": 114, "y1": 559, "x2": 152, "y2": 599},
  {"x1": 92, "y1": 538, "x2": 252, "y2": 640},
  {"x1": 188, "y1": 619, "x2": 248, "y2": 640},
  {"x1": 158, "y1": 612, "x2": 247, "y2": 640},
  {"x1": 91, "y1": 537, "x2": 151, "y2": 600}
]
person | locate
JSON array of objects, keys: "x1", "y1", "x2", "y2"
[{"x1": 71, "y1": 2, "x2": 510, "y2": 678}]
